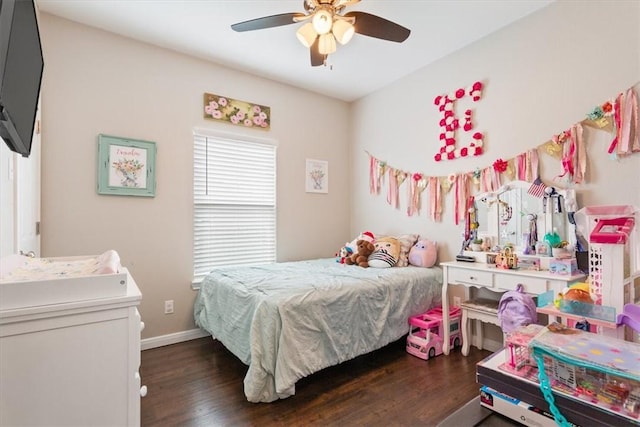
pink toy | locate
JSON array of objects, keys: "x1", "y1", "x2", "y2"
[
  {"x1": 408, "y1": 239, "x2": 437, "y2": 268},
  {"x1": 406, "y1": 306, "x2": 461, "y2": 360},
  {"x1": 504, "y1": 324, "x2": 545, "y2": 371},
  {"x1": 590, "y1": 216, "x2": 635, "y2": 244}
]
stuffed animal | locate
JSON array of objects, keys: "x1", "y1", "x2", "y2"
[
  {"x1": 335, "y1": 246, "x2": 353, "y2": 264},
  {"x1": 345, "y1": 239, "x2": 375, "y2": 268},
  {"x1": 395, "y1": 234, "x2": 419, "y2": 267},
  {"x1": 368, "y1": 237, "x2": 400, "y2": 268},
  {"x1": 408, "y1": 239, "x2": 438, "y2": 268},
  {"x1": 345, "y1": 231, "x2": 375, "y2": 254},
  {"x1": 555, "y1": 282, "x2": 594, "y2": 307}
]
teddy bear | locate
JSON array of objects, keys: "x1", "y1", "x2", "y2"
[
  {"x1": 345, "y1": 231, "x2": 375, "y2": 255},
  {"x1": 345, "y1": 239, "x2": 375, "y2": 268}
]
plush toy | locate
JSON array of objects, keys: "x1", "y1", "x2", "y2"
[
  {"x1": 368, "y1": 237, "x2": 400, "y2": 268},
  {"x1": 345, "y1": 231, "x2": 375, "y2": 254},
  {"x1": 555, "y1": 282, "x2": 594, "y2": 307},
  {"x1": 395, "y1": 234, "x2": 419, "y2": 267},
  {"x1": 408, "y1": 239, "x2": 438, "y2": 268},
  {"x1": 335, "y1": 246, "x2": 353, "y2": 264},
  {"x1": 359, "y1": 231, "x2": 375, "y2": 243},
  {"x1": 345, "y1": 239, "x2": 375, "y2": 268}
]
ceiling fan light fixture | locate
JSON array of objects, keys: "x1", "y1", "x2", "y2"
[
  {"x1": 230, "y1": 0, "x2": 409, "y2": 67},
  {"x1": 318, "y1": 33, "x2": 336, "y2": 55},
  {"x1": 332, "y1": 19, "x2": 354, "y2": 45},
  {"x1": 296, "y1": 22, "x2": 317, "y2": 48},
  {"x1": 312, "y1": 8, "x2": 333, "y2": 35}
]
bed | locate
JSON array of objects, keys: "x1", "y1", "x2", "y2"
[{"x1": 193, "y1": 257, "x2": 443, "y2": 402}]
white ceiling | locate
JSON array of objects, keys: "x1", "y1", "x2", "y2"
[{"x1": 36, "y1": 0, "x2": 554, "y2": 102}]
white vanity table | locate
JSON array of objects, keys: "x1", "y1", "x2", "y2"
[
  {"x1": 441, "y1": 261, "x2": 586, "y2": 355},
  {"x1": 443, "y1": 180, "x2": 585, "y2": 355}
]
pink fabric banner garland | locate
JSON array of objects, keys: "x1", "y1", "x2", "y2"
[
  {"x1": 454, "y1": 173, "x2": 470, "y2": 225},
  {"x1": 428, "y1": 177, "x2": 442, "y2": 222},
  {"x1": 365, "y1": 83, "x2": 638, "y2": 222},
  {"x1": 387, "y1": 167, "x2": 399, "y2": 208}
]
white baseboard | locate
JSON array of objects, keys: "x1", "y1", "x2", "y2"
[
  {"x1": 481, "y1": 338, "x2": 503, "y2": 353},
  {"x1": 471, "y1": 335, "x2": 503, "y2": 354},
  {"x1": 141, "y1": 328, "x2": 210, "y2": 351}
]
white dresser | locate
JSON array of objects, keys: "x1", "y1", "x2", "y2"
[
  {"x1": 440, "y1": 261, "x2": 586, "y2": 355},
  {"x1": 0, "y1": 270, "x2": 143, "y2": 426}
]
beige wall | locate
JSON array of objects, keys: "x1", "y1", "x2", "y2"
[
  {"x1": 350, "y1": 0, "x2": 640, "y2": 260},
  {"x1": 349, "y1": 0, "x2": 639, "y2": 347},
  {"x1": 38, "y1": 15, "x2": 351, "y2": 339}
]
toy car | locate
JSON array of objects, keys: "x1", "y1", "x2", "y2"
[{"x1": 406, "y1": 306, "x2": 462, "y2": 360}]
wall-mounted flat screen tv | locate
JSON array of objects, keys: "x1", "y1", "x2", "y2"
[{"x1": 0, "y1": 0, "x2": 44, "y2": 158}]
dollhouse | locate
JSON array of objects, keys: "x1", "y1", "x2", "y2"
[{"x1": 577, "y1": 205, "x2": 639, "y2": 339}]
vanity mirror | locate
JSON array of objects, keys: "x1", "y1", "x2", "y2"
[{"x1": 474, "y1": 181, "x2": 575, "y2": 254}]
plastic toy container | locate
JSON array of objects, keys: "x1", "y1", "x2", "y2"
[
  {"x1": 504, "y1": 323, "x2": 545, "y2": 371},
  {"x1": 529, "y1": 325, "x2": 640, "y2": 421}
]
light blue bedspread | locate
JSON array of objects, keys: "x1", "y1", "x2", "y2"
[{"x1": 194, "y1": 258, "x2": 442, "y2": 402}]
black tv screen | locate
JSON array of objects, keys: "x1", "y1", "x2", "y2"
[{"x1": 0, "y1": 0, "x2": 44, "y2": 158}]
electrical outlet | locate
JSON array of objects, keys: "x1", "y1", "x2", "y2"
[
  {"x1": 453, "y1": 296, "x2": 462, "y2": 307},
  {"x1": 164, "y1": 300, "x2": 174, "y2": 314}
]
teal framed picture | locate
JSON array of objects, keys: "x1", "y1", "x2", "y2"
[{"x1": 97, "y1": 134, "x2": 156, "y2": 197}]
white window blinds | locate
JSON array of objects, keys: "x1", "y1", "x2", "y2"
[{"x1": 193, "y1": 131, "x2": 276, "y2": 279}]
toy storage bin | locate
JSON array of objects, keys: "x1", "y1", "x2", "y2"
[{"x1": 529, "y1": 325, "x2": 640, "y2": 421}]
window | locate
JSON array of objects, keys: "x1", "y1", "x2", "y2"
[{"x1": 193, "y1": 129, "x2": 276, "y2": 282}]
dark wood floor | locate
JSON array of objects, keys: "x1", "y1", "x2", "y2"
[{"x1": 140, "y1": 336, "x2": 492, "y2": 426}]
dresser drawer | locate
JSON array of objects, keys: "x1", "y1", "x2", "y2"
[
  {"x1": 449, "y1": 268, "x2": 493, "y2": 287},
  {"x1": 496, "y1": 274, "x2": 547, "y2": 294}
]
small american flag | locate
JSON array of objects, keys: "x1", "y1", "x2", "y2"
[{"x1": 527, "y1": 177, "x2": 547, "y2": 198}]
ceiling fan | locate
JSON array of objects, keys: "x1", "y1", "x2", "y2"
[{"x1": 231, "y1": 0, "x2": 411, "y2": 67}]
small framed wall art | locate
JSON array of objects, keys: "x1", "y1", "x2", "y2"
[
  {"x1": 97, "y1": 134, "x2": 156, "y2": 197},
  {"x1": 305, "y1": 158, "x2": 328, "y2": 194}
]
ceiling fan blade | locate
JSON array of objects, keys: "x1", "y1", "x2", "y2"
[
  {"x1": 310, "y1": 38, "x2": 325, "y2": 67},
  {"x1": 345, "y1": 11, "x2": 410, "y2": 42},
  {"x1": 231, "y1": 13, "x2": 306, "y2": 32}
]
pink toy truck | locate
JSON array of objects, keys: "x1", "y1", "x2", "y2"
[{"x1": 406, "y1": 306, "x2": 462, "y2": 360}]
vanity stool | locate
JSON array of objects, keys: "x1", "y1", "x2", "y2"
[{"x1": 460, "y1": 297, "x2": 503, "y2": 356}]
